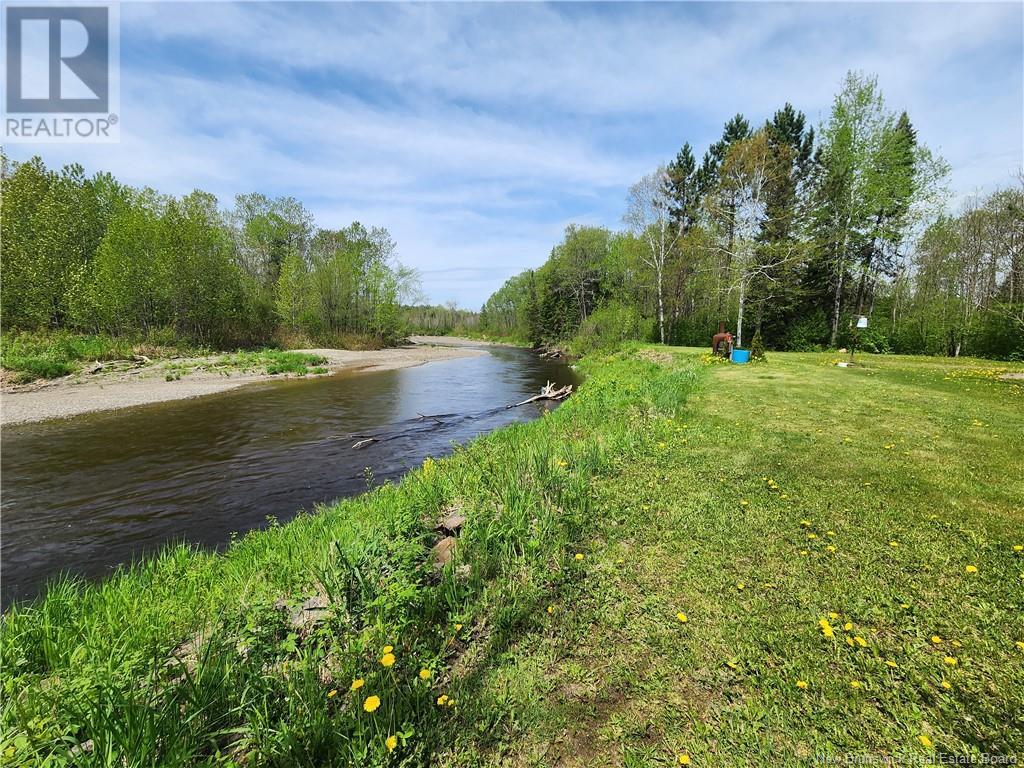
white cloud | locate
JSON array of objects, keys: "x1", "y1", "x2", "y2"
[{"x1": 8, "y1": 1, "x2": 1021, "y2": 306}]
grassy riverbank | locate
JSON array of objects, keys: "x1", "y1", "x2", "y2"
[
  {"x1": 3, "y1": 347, "x2": 1023, "y2": 765},
  {"x1": 1, "y1": 345, "x2": 696, "y2": 765}
]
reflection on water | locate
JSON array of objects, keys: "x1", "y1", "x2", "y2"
[{"x1": 1, "y1": 345, "x2": 578, "y2": 607}]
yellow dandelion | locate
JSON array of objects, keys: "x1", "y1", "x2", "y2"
[
  {"x1": 454, "y1": 623, "x2": 463, "y2": 631},
  {"x1": 446, "y1": 698, "x2": 456, "y2": 707},
  {"x1": 889, "y1": 541, "x2": 899, "y2": 548},
  {"x1": 850, "y1": 680, "x2": 862, "y2": 689},
  {"x1": 854, "y1": 636, "x2": 867, "y2": 648},
  {"x1": 843, "y1": 622, "x2": 853, "y2": 631},
  {"x1": 676, "y1": 612, "x2": 688, "y2": 624},
  {"x1": 1015, "y1": 641, "x2": 1024, "y2": 651},
  {"x1": 930, "y1": 635, "x2": 943, "y2": 645},
  {"x1": 363, "y1": 695, "x2": 381, "y2": 713},
  {"x1": 419, "y1": 668, "x2": 432, "y2": 681},
  {"x1": 885, "y1": 660, "x2": 898, "y2": 669},
  {"x1": 943, "y1": 656, "x2": 958, "y2": 666},
  {"x1": 736, "y1": 582, "x2": 745, "y2": 591},
  {"x1": 846, "y1": 636, "x2": 855, "y2": 647},
  {"x1": 380, "y1": 653, "x2": 396, "y2": 667},
  {"x1": 546, "y1": 605, "x2": 554, "y2": 615},
  {"x1": 940, "y1": 679, "x2": 952, "y2": 690},
  {"x1": 382, "y1": 645, "x2": 394, "y2": 654},
  {"x1": 351, "y1": 678, "x2": 365, "y2": 691},
  {"x1": 386, "y1": 734, "x2": 398, "y2": 752},
  {"x1": 740, "y1": 499, "x2": 749, "y2": 507},
  {"x1": 796, "y1": 680, "x2": 808, "y2": 689},
  {"x1": 819, "y1": 618, "x2": 835, "y2": 638},
  {"x1": 1014, "y1": 545, "x2": 1023, "y2": 552},
  {"x1": 828, "y1": 612, "x2": 840, "y2": 620},
  {"x1": 799, "y1": 550, "x2": 809, "y2": 555},
  {"x1": 678, "y1": 754, "x2": 691, "y2": 765},
  {"x1": 436, "y1": 694, "x2": 448, "y2": 706},
  {"x1": 826, "y1": 531, "x2": 836, "y2": 537},
  {"x1": 574, "y1": 553, "x2": 584, "y2": 561},
  {"x1": 800, "y1": 520, "x2": 811, "y2": 527},
  {"x1": 826, "y1": 545, "x2": 837, "y2": 552},
  {"x1": 807, "y1": 533, "x2": 817, "y2": 540},
  {"x1": 327, "y1": 689, "x2": 338, "y2": 698},
  {"x1": 919, "y1": 735, "x2": 933, "y2": 749},
  {"x1": 965, "y1": 565, "x2": 978, "y2": 574}
]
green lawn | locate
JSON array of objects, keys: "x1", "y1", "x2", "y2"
[
  {"x1": 443, "y1": 348, "x2": 1024, "y2": 766},
  {"x1": 2, "y1": 347, "x2": 1021, "y2": 766}
]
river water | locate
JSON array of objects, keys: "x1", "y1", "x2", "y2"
[{"x1": 0, "y1": 344, "x2": 578, "y2": 607}]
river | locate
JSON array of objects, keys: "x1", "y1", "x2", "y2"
[{"x1": 0, "y1": 343, "x2": 578, "y2": 608}]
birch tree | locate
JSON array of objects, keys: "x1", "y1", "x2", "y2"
[
  {"x1": 707, "y1": 132, "x2": 796, "y2": 347},
  {"x1": 625, "y1": 166, "x2": 680, "y2": 344}
]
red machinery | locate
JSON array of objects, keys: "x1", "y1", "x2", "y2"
[{"x1": 711, "y1": 321, "x2": 733, "y2": 357}]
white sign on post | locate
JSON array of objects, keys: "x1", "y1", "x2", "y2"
[{"x1": 856, "y1": 316, "x2": 868, "y2": 329}]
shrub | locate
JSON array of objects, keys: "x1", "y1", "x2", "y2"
[
  {"x1": 782, "y1": 310, "x2": 829, "y2": 351},
  {"x1": 856, "y1": 322, "x2": 893, "y2": 354},
  {"x1": 749, "y1": 330, "x2": 767, "y2": 361},
  {"x1": 570, "y1": 302, "x2": 654, "y2": 355}
]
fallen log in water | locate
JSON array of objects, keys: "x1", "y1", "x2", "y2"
[{"x1": 506, "y1": 380, "x2": 573, "y2": 409}]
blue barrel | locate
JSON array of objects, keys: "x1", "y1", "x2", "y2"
[{"x1": 731, "y1": 348, "x2": 751, "y2": 364}]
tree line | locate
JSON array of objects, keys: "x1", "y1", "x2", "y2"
[
  {"x1": 479, "y1": 72, "x2": 1023, "y2": 359},
  {"x1": 1, "y1": 156, "x2": 419, "y2": 348}
]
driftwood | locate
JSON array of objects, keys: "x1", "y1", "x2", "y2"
[
  {"x1": 506, "y1": 381, "x2": 572, "y2": 409},
  {"x1": 352, "y1": 437, "x2": 378, "y2": 449},
  {"x1": 87, "y1": 355, "x2": 152, "y2": 370}
]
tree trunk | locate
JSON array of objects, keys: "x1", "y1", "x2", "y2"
[
  {"x1": 736, "y1": 276, "x2": 746, "y2": 348},
  {"x1": 657, "y1": 266, "x2": 666, "y2": 344},
  {"x1": 829, "y1": 268, "x2": 844, "y2": 348}
]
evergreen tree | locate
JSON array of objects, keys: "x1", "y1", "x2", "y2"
[{"x1": 663, "y1": 142, "x2": 700, "y2": 233}]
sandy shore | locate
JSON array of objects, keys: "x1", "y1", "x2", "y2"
[
  {"x1": 1, "y1": 339, "x2": 486, "y2": 427},
  {"x1": 407, "y1": 335, "x2": 522, "y2": 348}
]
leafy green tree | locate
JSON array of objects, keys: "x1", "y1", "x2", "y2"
[
  {"x1": 625, "y1": 168, "x2": 682, "y2": 343},
  {"x1": 230, "y1": 193, "x2": 313, "y2": 290},
  {"x1": 276, "y1": 249, "x2": 310, "y2": 332},
  {"x1": 809, "y1": 73, "x2": 923, "y2": 346},
  {"x1": 480, "y1": 270, "x2": 539, "y2": 342},
  {"x1": 0, "y1": 155, "x2": 55, "y2": 328},
  {"x1": 75, "y1": 190, "x2": 171, "y2": 335}
]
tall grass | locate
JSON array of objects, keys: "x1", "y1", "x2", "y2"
[
  {"x1": 0, "y1": 330, "x2": 210, "y2": 383},
  {"x1": 0, "y1": 347, "x2": 702, "y2": 766}
]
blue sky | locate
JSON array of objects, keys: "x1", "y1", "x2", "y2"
[{"x1": 10, "y1": 1, "x2": 1023, "y2": 308}]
